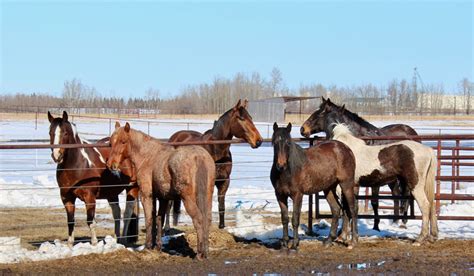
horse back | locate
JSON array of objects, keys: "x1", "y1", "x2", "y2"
[{"x1": 169, "y1": 130, "x2": 203, "y2": 143}]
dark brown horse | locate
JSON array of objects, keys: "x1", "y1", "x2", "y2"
[
  {"x1": 168, "y1": 99, "x2": 263, "y2": 229},
  {"x1": 107, "y1": 122, "x2": 215, "y2": 259},
  {"x1": 271, "y1": 123, "x2": 358, "y2": 249},
  {"x1": 48, "y1": 111, "x2": 139, "y2": 245},
  {"x1": 300, "y1": 97, "x2": 417, "y2": 230}
]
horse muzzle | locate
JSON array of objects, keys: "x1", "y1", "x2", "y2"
[{"x1": 300, "y1": 125, "x2": 311, "y2": 138}]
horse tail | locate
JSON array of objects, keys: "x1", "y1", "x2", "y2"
[
  {"x1": 424, "y1": 150, "x2": 438, "y2": 238},
  {"x1": 172, "y1": 199, "x2": 181, "y2": 226}
]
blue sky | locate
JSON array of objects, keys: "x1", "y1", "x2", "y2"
[{"x1": 1, "y1": 1, "x2": 472, "y2": 98}]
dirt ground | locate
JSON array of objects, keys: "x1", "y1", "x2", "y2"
[{"x1": 0, "y1": 225, "x2": 473, "y2": 275}]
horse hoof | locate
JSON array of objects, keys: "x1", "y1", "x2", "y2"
[
  {"x1": 347, "y1": 244, "x2": 353, "y2": 250},
  {"x1": 427, "y1": 235, "x2": 436, "y2": 243},
  {"x1": 218, "y1": 224, "x2": 225, "y2": 229},
  {"x1": 372, "y1": 227, "x2": 380, "y2": 232},
  {"x1": 399, "y1": 223, "x2": 407, "y2": 229},
  {"x1": 91, "y1": 238, "x2": 98, "y2": 246}
]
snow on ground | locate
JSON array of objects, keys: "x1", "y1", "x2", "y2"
[{"x1": 0, "y1": 117, "x2": 472, "y2": 263}]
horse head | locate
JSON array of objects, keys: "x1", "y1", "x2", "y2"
[
  {"x1": 107, "y1": 122, "x2": 132, "y2": 173},
  {"x1": 48, "y1": 111, "x2": 77, "y2": 164},
  {"x1": 300, "y1": 97, "x2": 337, "y2": 138},
  {"x1": 272, "y1": 122, "x2": 292, "y2": 171},
  {"x1": 228, "y1": 99, "x2": 263, "y2": 148}
]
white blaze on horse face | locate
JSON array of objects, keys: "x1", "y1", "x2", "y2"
[{"x1": 52, "y1": 125, "x2": 62, "y2": 161}]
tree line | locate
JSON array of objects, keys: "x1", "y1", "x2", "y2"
[{"x1": 0, "y1": 68, "x2": 472, "y2": 115}]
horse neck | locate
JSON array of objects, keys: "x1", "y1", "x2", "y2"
[
  {"x1": 334, "y1": 132, "x2": 366, "y2": 150},
  {"x1": 286, "y1": 142, "x2": 307, "y2": 174},
  {"x1": 128, "y1": 130, "x2": 162, "y2": 169},
  {"x1": 336, "y1": 111, "x2": 380, "y2": 136},
  {"x1": 209, "y1": 113, "x2": 233, "y2": 158},
  {"x1": 61, "y1": 134, "x2": 84, "y2": 168}
]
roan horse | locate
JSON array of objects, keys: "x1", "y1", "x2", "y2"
[
  {"x1": 107, "y1": 122, "x2": 215, "y2": 259},
  {"x1": 332, "y1": 123, "x2": 438, "y2": 244},
  {"x1": 168, "y1": 99, "x2": 263, "y2": 229},
  {"x1": 271, "y1": 123, "x2": 358, "y2": 249},
  {"x1": 300, "y1": 97, "x2": 417, "y2": 230},
  {"x1": 48, "y1": 111, "x2": 139, "y2": 245}
]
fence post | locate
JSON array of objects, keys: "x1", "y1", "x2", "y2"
[
  {"x1": 147, "y1": 122, "x2": 150, "y2": 135},
  {"x1": 308, "y1": 138, "x2": 314, "y2": 234},
  {"x1": 436, "y1": 137, "x2": 442, "y2": 216},
  {"x1": 451, "y1": 146, "x2": 455, "y2": 204},
  {"x1": 456, "y1": 139, "x2": 460, "y2": 190}
]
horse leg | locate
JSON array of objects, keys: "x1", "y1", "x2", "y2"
[
  {"x1": 276, "y1": 193, "x2": 289, "y2": 248},
  {"x1": 371, "y1": 186, "x2": 381, "y2": 231},
  {"x1": 84, "y1": 194, "x2": 98, "y2": 245},
  {"x1": 62, "y1": 197, "x2": 76, "y2": 247},
  {"x1": 411, "y1": 185, "x2": 430, "y2": 245},
  {"x1": 139, "y1": 184, "x2": 155, "y2": 249},
  {"x1": 389, "y1": 180, "x2": 401, "y2": 225},
  {"x1": 164, "y1": 200, "x2": 172, "y2": 232},
  {"x1": 108, "y1": 196, "x2": 121, "y2": 242},
  {"x1": 216, "y1": 179, "x2": 229, "y2": 229},
  {"x1": 323, "y1": 188, "x2": 341, "y2": 247},
  {"x1": 156, "y1": 199, "x2": 168, "y2": 251},
  {"x1": 398, "y1": 177, "x2": 410, "y2": 229},
  {"x1": 338, "y1": 192, "x2": 350, "y2": 242},
  {"x1": 181, "y1": 195, "x2": 205, "y2": 259},
  {"x1": 290, "y1": 193, "x2": 303, "y2": 250},
  {"x1": 122, "y1": 192, "x2": 138, "y2": 243},
  {"x1": 341, "y1": 183, "x2": 358, "y2": 248}
]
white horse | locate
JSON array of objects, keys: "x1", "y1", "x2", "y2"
[{"x1": 332, "y1": 123, "x2": 438, "y2": 244}]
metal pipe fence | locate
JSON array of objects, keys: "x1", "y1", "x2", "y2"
[{"x1": 0, "y1": 133, "x2": 473, "y2": 247}]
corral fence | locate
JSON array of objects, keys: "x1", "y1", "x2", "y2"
[{"x1": 0, "y1": 133, "x2": 473, "y2": 244}]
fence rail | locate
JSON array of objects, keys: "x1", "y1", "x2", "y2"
[{"x1": 0, "y1": 133, "x2": 473, "y2": 245}]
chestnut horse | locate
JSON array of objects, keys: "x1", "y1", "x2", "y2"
[
  {"x1": 168, "y1": 99, "x2": 263, "y2": 229},
  {"x1": 332, "y1": 123, "x2": 438, "y2": 244},
  {"x1": 107, "y1": 122, "x2": 215, "y2": 259},
  {"x1": 301, "y1": 97, "x2": 417, "y2": 230},
  {"x1": 271, "y1": 123, "x2": 358, "y2": 249},
  {"x1": 48, "y1": 111, "x2": 139, "y2": 245}
]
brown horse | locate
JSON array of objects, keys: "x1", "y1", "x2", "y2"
[
  {"x1": 300, "y1": 97, "x2": 417, "y2": 230},
  {"x1": 271, "y1": 123, "x2": 358, "y2": 249},
  {"x1": 168, "y1": 99, "x2": 263, "y2": 229},
  {"x1": 48, "y1": 111, "x2": 139, "y2": 245},
  {"x1": 107, "y1": 122, "x2": 215, "y2": 259}
]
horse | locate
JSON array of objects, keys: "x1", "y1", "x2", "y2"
[
  {"x1": 168, "y1": 99, "x2": 263, "y2": 229},
  {"x1": 271, "y1": 122, "x2": 358, "y2": 249},
  {"x1": 300, "y1": 97, "x2": 417, "y2": 230},
  {"x1": 332, "y1": 123, "x2": 438, "y2": 244},
  {"x1": 107, "y1": 122, "x2": 215, "y2": 259},
  {"x1": 47, "y1": 111, "x2": 139, "y2": 245}
]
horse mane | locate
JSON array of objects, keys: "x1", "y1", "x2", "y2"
[
  {"x1": 288, "y1": 141, "x2": 307, "y2": 173},
  {"x1": 326, "y1": 101, "x2": 377, "y2": 130}
]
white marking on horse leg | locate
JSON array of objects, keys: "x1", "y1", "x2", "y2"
[
  {"x1": 68, "y1": 230, "x2": 75, "y2": 247},
  {"x1": 89, "y1": 220, "x2": 98, "y2": 245},
  {"x1": 53, "y1": 125, "x2": 62, "y2": 160},
  {"x1": 109, "y1": 201, "x2": 121, "y2": 239}
]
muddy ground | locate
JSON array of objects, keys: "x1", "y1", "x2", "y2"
[{"x1": 1, "y1": 225, "x2": 473, "y2": 275}]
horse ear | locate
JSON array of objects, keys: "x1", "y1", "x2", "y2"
[
  {"x1": 339, "y1": 104, "x2": 345, "y2": 113},
  {"x1": 273, "y1": 122, "x2": 278, "y2": 132},
  {"x1": 124, "y1": 122, "x2": 130, "y2": 133},
  {"x1": 326, "y1": 98, "x2": 331, "y2": 103},
  {"x1": 62, "y1": 111, "x2": 68, "y2": 122},
  {"x1": 47, "y1": 111, "x2": 54, "y2": 123},
  {"x1": 286, "y1": 122, "x2": 292, "y2": 132},
  {"x1": 243, "y1": 98, "x2": 249, "y2": 109},
  {"x1": 115, "y1": 121, "x2": 121, "y2": 129},
  {"x1": 321, "y1": 96, "x2": 326, "y2": 102},
  {"x1": 234, "y1": 99, "x2": 242, "y2": 110}
]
